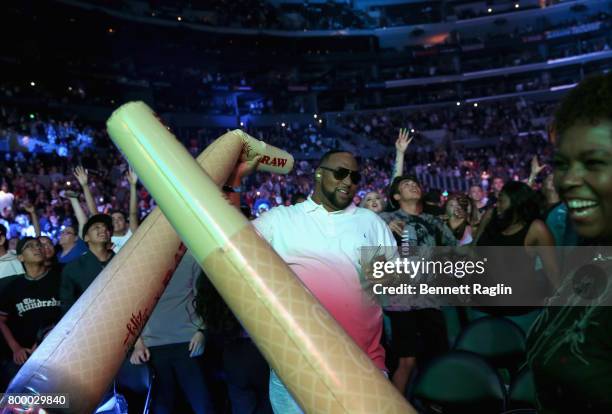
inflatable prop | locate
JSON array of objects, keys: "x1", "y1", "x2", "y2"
[
  {"x1": 105, "y1": 102, "x2": 414, "y2": 413},
  {"x1": 1, "y1": 118, "x2": 293, "y2": 414}
]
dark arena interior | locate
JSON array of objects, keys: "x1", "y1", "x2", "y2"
[{"x1": 1, "y1": 0, "x2": 612, "y2": 413}]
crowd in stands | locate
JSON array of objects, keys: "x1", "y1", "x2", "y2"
[
  {"x1": 339, "y1": 98, "x2": 555, "y2": 144},
  {"x1": 76, "y1": 0, "x2": 579, "y2": 30},
  {"x1": 2, "y1": 71, "x2": 612, "y2": 413},
  {"x1": 2, "y1": 3, "x2": 608, "y2": 123},
  {"x1": 0, "y1": 96, "x2": 559, "y2": 250},
  {"x1": 0, "y1": 94, "x2": 554, "y2": 249}
]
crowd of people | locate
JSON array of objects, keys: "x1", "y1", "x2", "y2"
[
  {"x1": 1, "y1": 72, "x2": 611, "y2": 413},
  {"x1": 96, "y1": 0, "x2": 573, "y2": 30},
  {"x1": 338, "y1": 97, "x2": 555, "y2": 145},
  {"x1": 5, "y1": 2, "x2": 610, "y2": 120},
  {"x1": 0, "y1": 96, "x2": 561, "y2": 247}
]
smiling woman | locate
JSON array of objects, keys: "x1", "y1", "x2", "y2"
[
  {"x1": 552, "y1": 119, "x2": 612, "y2": 241},
  {"x1": 527, "y1": 72, "x2": 612, "y2": 414}
]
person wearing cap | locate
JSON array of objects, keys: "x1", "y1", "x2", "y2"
[
  {"x1": 379, "y1": 175, "x2": 457, "y2": 397},
  {"x1": 59, "y1": 214, "x2": 114, "y2": 314},
  {"x1": 0, "y1": 237, "x2": 62, "y2": 389}
]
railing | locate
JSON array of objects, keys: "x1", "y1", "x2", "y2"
[{"x1": 416, "y1": 173, "x2": 477, "y2": 192}]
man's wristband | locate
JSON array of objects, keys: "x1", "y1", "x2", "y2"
[{"x1": 222, "y1": 185, "x2": 242, "y2": 193}]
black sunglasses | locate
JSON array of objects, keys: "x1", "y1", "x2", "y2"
[{"x1": 319, "y1": 166, "x2": 361, "y2": 184}]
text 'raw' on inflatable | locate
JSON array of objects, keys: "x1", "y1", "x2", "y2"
[
  {"x1": 0, "y1": 111, "x2": 294, "y2": 414},
  {"x1": 105, "y1": 102, "x2": 414, "y2": 413}
]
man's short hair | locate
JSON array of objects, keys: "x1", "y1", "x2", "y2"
[
  {"x1": 82, "y1": 214, "x2": 113, "y2": 239},
  {"x1": 291, "y1": 193, "x2": 307, "y2": 205},
  {"x1": 111, "y1": 210, "x2": 128, "y2": 221},
  {"x1": 553, "y1": 72, "x2": 612, "y2": 138},
  {"x1": 318, "y1": 150, "x2": 353, "y2": 167},
  {"x1": 423, "y1": 190, "x2": 442, "y2": 205},
  {"x1": 387, "y1": 175, "x2": 421, "y2": 210}
]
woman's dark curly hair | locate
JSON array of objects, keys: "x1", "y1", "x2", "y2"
[{"x1": 552, "y1": 72, "x2": 612, "y2": 140}]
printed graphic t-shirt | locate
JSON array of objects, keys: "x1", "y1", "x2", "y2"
[{"x1": 0, "y1": 269, "x2": 62, "y2": 349}]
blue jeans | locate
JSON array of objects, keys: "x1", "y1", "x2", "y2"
[
  {"x1": 269, "y1": 370, "x2": 303, "y2": 414},
  {"x1": 269, "y1": 370, "x2": 389, "y2": 414}
]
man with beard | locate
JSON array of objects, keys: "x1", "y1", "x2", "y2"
[{"x1": 248, "y1": 150, "x2": 397, "y2": 413}]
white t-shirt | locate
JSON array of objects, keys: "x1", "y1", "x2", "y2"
[
  {"x1": 112, "y1": 229, "x2": 133, "y2": 253},
  {"x1": 0, "y1": 251, "x2": 23, "y2": 280},
  {"x1": 253, "y1": 197, "x2": 397, "y2": 370},
  {"x1": 0, "y1": 191, "x2": 14, "y2": 212}
]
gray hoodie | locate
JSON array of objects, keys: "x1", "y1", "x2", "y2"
[{"x1": 0, "y1": 251, "x2": 24, "y2": 293}]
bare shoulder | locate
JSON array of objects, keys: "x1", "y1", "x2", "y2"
[{"x1": 527, "y1": 219, "x2": 553, "y2": 245}]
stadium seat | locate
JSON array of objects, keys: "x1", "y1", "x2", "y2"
[
  {"x1": 454, "y1": 316, "x2": 526, "y2": 376},
  {"x1": 412, "y1": 350, "x2": 506, "y2": 414},
  {"x1": 441, "y1": 306, "x2": 469, "y2": 345},
  {"x1": 508, "y1": 368, "x2": 536, "y2": 410},
  {"x1": 468, "y1": 307, "x2": 542, "y2": 336}
]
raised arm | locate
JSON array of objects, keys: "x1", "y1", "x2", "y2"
[
  {"x1": 392, "y1": 128, "x2": 413, "y2": 179},
  {"x1": 126, "y1": 167, "x2": 139, "y2": 232},
  {"x1": 66, "y1": 191, "x2": 88, "y2": 236},
  {"x1": 23, "y1": 203, "x2": 40, "y2": 237},
  {"x1": 472, "y1": 208, "x2": 493, "y2": 244},
  {"x1": 527, "y1": 155, "x2": 547, "y2": 188},
  {"x1": 74, "y1": 166, "x2": 97, "y2": 216},
  {"x1": 224, "y1": 155, "x2": 262, "y2": 209}
]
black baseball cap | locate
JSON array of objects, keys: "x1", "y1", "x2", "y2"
[
  {"x1": 82, "y1": 214, "x2": 113, "y2": 238},
  {"x1": 16, "y1": 237, "x2": 36, "y2": 255}
]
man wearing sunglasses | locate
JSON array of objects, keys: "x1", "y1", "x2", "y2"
[{"x1": 250, "y1": 150, "x2": 397, "y2": 413}]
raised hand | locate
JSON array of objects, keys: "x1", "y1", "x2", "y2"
[
  {"x1": 530, "y1": 155, "x2": 546, "y2": 177},
  {"x1": 395, "y1": 128, "x2": 413, "y2": 154},
  {"x1": 126, "y1": 167, "x2": 138, "y2": 186},
  {"x1": 73, "y1": 165, "x2": 88, "y2": 186},
  {"x1": 23, "y1": 202, "x2": 35, "y2": 214}
]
